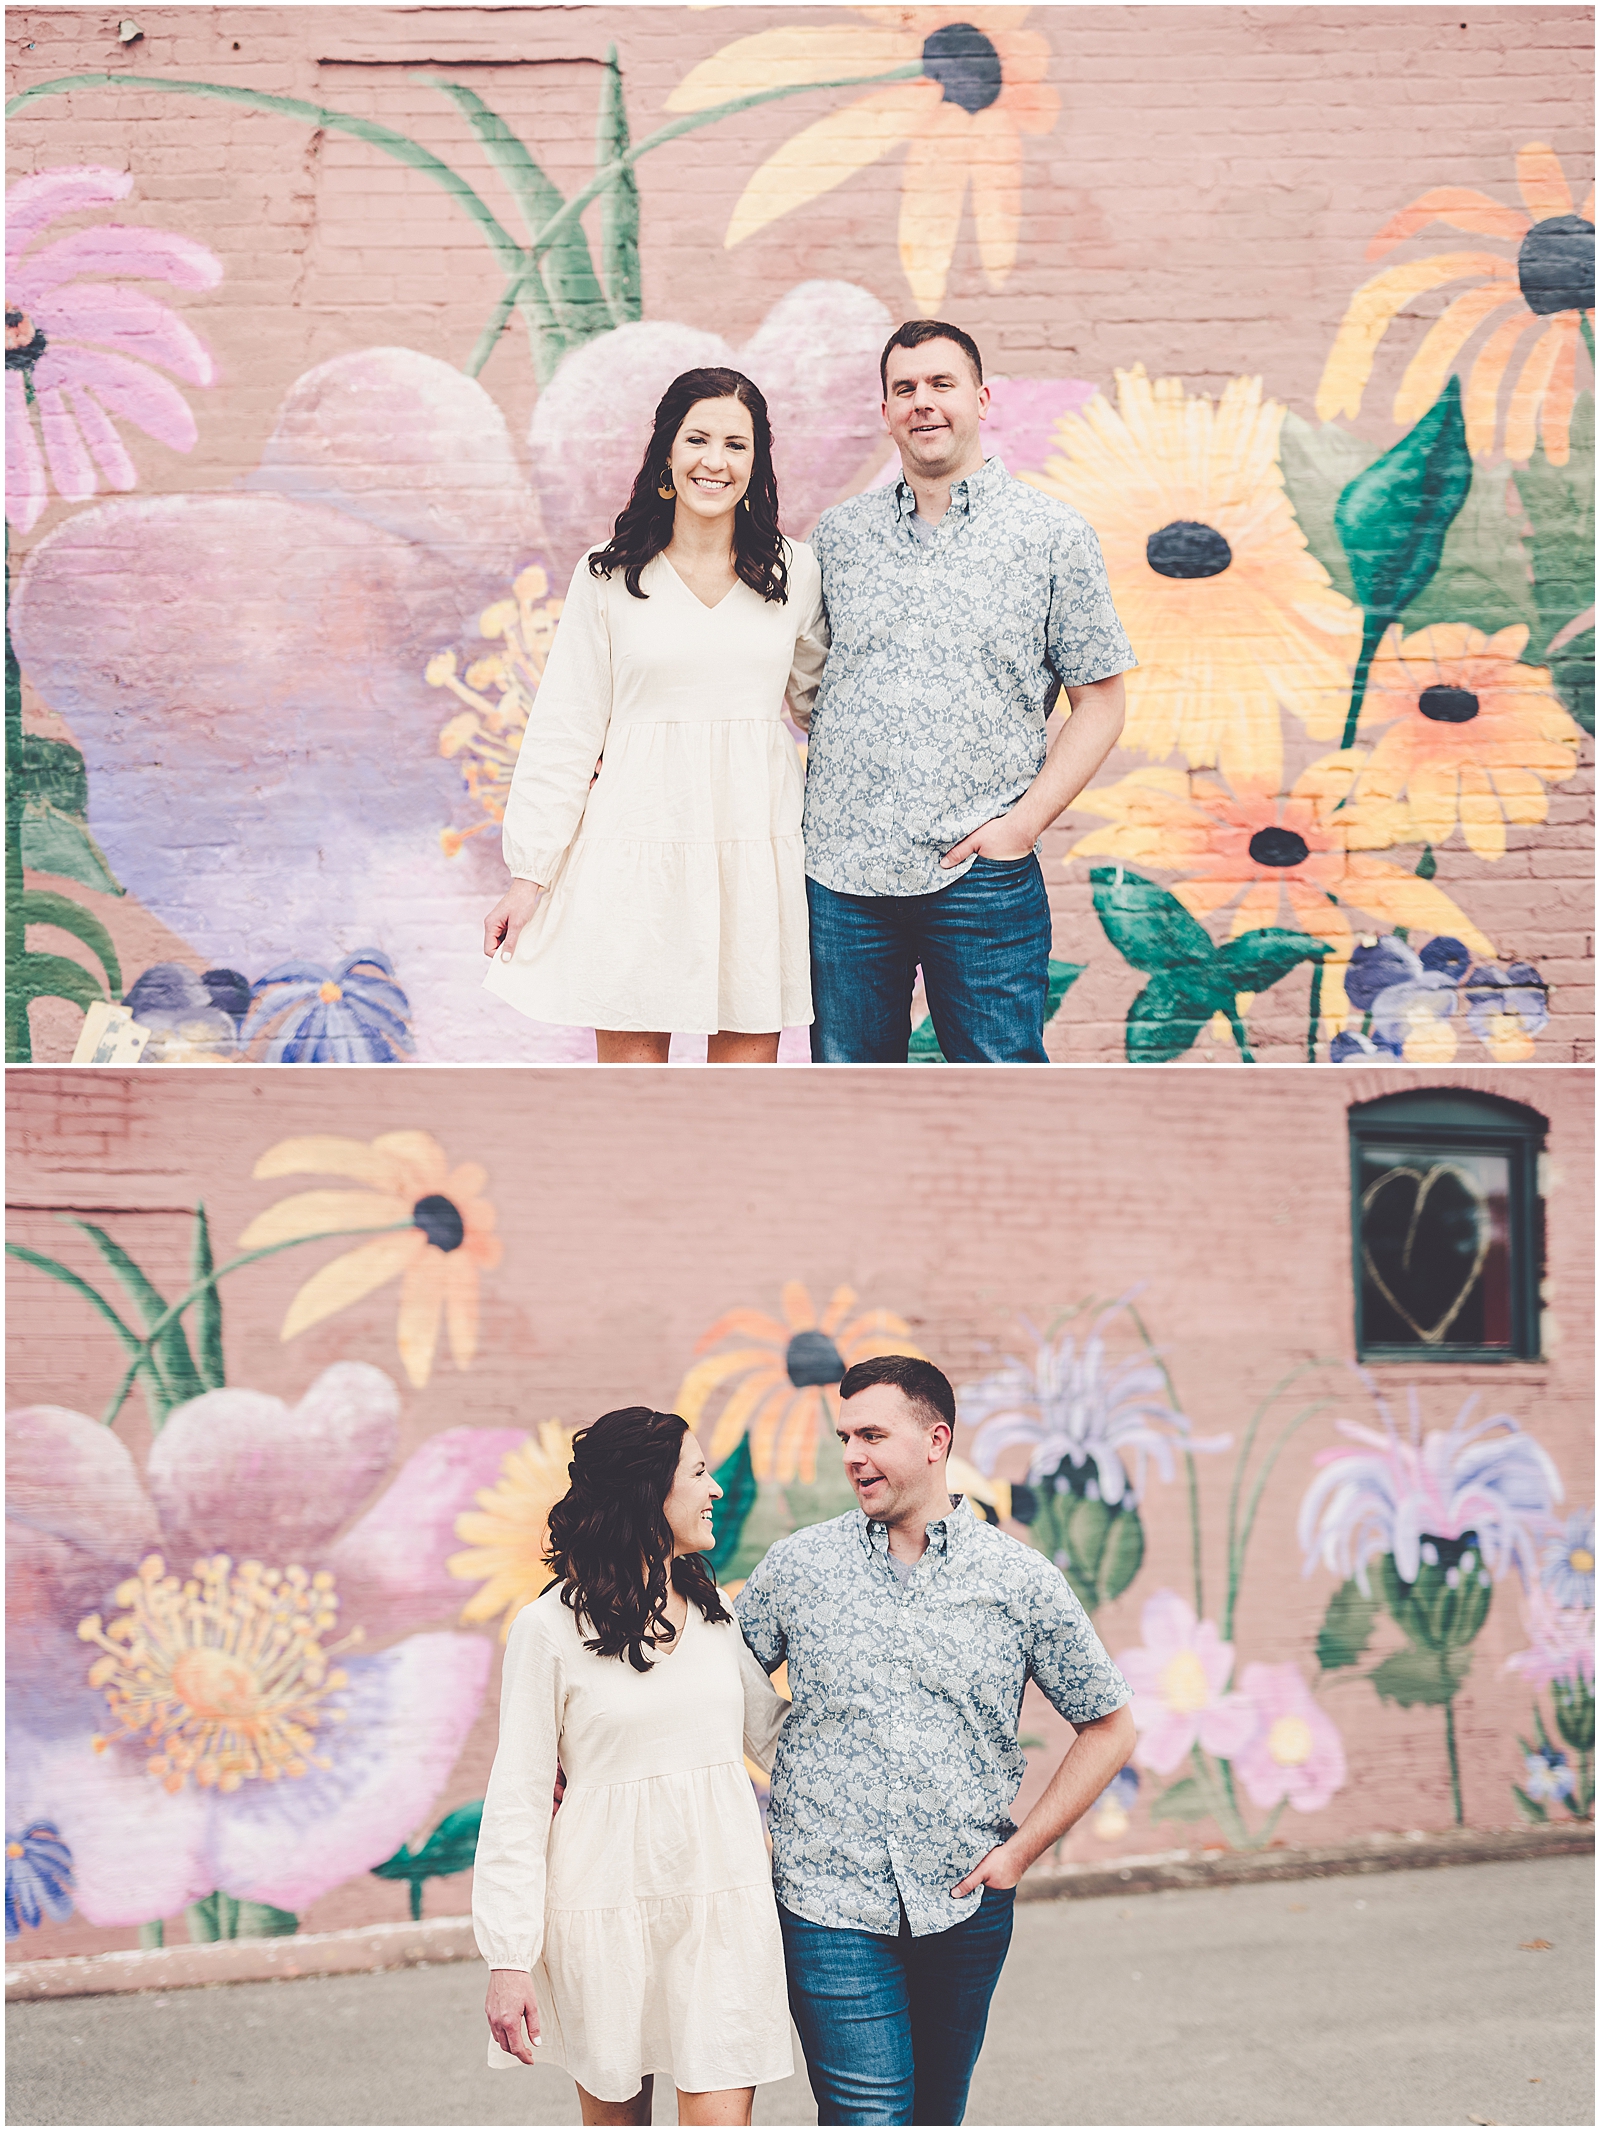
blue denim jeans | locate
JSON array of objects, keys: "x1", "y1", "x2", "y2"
[
  {"x1": 807, "y1": 858, "x2": 1053, "y2": 1063},
  {"x1": 779, "y1": 1890, "x2": 1016, "y2": 2126}
]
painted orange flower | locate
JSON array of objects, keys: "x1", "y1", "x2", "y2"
[
  {"x1": 1025, "y1": 368, "x2": 1359, "y2": 789},
  {"x1": 1354, "y1": 624, "x2": 1583, "y2": 861},
  {"x1": 1069, "y1": 754, "x2": 1494, "y2": 1029},
  {"x1": 666, "y1": 9, "x2": 1057, "y2": 311},
  {"x1": 239, "y1": 1133, "x2": 501, "y2": 1390},
  {"x1": 675, "y1": 1282, "x2": 924, "y2": 1485},
  {"x1": 1317, "y1": 144, "x2": 1595, "y2": 463}
]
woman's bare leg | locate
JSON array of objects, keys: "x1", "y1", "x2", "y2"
[
  {"x1": 705, "y1": 1031, "x2": 780, "y2": 1064},
  {"x1": 595, "y1": 1031, "x2": 672, "y2": 1063},
  {"x1": 576, "y1": 2074, "x2": 653, "y2": 2125},
  {"x1": 677, "y1": 2086, "x2": 755, "y2": 2126}
]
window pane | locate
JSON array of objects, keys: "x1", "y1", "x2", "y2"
[{"x1": 1358, "y1": 1145, "x2": 1513, "y2": 1351}]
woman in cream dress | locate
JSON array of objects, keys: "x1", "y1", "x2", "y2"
[
  {"x1": 481, "y1": 367, "x2": 828, "y2": 1062},
  {"x1": 475, "y1": 1407, "x2": 791, "y2": 2127}
]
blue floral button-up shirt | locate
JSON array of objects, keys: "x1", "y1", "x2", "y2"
[
  {"x1": 803, "y1": 454, "x2": 1135, "y2": 897},
  {"x1": 735, "y1": 1502, "x2": 1130, "y2": 1939}
]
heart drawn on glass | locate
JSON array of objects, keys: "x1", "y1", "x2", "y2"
[{"x1": 1360, "y1": 1162, "x2": 1491, "y2": 1346}]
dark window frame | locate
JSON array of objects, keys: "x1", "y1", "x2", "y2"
[{"x1": 1348, "y1": 1089, "x2": 1546, "y2": 1365}]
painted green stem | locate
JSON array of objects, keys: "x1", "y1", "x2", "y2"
[
  {"x1": 1444, "y1": 1697, "x2": 1463, "y2": 1825},
  {"x1": 1223, "y1": 1362, "x2": 1342, "y2": 1643},
  {"x1": 98, "y1": 1222, "x2": 414, "y2": 1426},
  {"x1": 1339, "y1": 610, "x2": 1389, "y2": 752},
  {"x1": 1228, "y1": 1008, "x2": 1254, "y2": 1064},
  {"x1": 1580, "y1": 313, "x2": 1595, "y2": 367},
  {"x1": 6, "y1": 535, "x2": 31, "y2": 1063},
  {"x1": 1306, "y1": 957, "x2": 1324, "y2": 1064},
  {"x1": 465, "y1": 65, "x2": 923, "y2": 375},
  {"x1": 5, "y1": 1241, "x2": 172, "y2": 1409},
  {"x1": 1126, "y1": 1299, "x2": 1203, "y2": 1620}
]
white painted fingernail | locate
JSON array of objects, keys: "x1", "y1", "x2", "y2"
[{"x1": 501, "y1": 948, "x2": 512, "y2": 961}]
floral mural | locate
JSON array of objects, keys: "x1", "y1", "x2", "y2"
[{"x1": 4, "y1": 30, "x2": 1593, "y2": 1061}]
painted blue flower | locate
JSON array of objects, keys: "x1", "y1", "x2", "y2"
[
  {"x1": 1417, "y1": 936, "x2": 1472, "y2": 984},
  {"x1": 1344, "y1": 936, "x2": 1426, "y2": 1013},
  {"x1": 1366, "y1": 972, "x2": 1459, "y2": 1056},
  {"x1": 1463, "y1": 962, "x2": 1549, "y2": 1050},
  {"x1": 122, "y1": 962, "x2": 249, "y2": 1061},
  {"x1": 1330, "y1": 1030, "x2": 1382, "y2": 1062},
  {"x1": 1102, "y1": 1766, "x2": 1140, "y2": 1809},
  {"x1": 1521, "y1": 1743, "x2": 1575, "y2": 1806},
  {"x1": 1541, "y1": 1508, "x2": 1596, "y2": 1609},
  {"x1": 243, "y1": 950, "x2": 415, "y2": 1063},
  {"x1": 5, "y1": 1822, "x2": 74, "y2": 1938}
]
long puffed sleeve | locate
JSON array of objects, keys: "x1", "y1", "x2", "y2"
[
  {"x1": 784, "y1": 542, "x2": 830, "y2": 736},
  {"x1": 472, "y1": 1602, "x2": 564, "y2": 1973},
  {"x1": 732, "y1": 1609, "x2": 791, "y2": 1773},
  {"x1": 500, "y1": 556, "x2": 615, "y2": 885}
]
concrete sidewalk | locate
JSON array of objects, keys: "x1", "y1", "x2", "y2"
[{"x1": 6, "y1": 1855, "x2": 1592, "y2": 2127}]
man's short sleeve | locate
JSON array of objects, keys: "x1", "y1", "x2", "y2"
[
  {"x1": 1046, "y1": 514, "x2": 1136, "y2": 689},
  {"x1": 733, "y1": 1548, "x2": 787, "y2": 1673},
  {"x1": 1025, "y1": 1561, "x2": 1132, "y2": 1726}
]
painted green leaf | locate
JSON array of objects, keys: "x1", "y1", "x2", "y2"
[
  {"x1": 15, "y1": 949, "x2": 105, "y2": 1014},
  {"x1": 1511, "y1": 1783, "x2": 1550, "y2": 1825},
  {"x1": 1216, "y1": 928, "x2": 1329, "y2": 995},
  {"x1": 1315, "y1": 1579, "x2": 1380, "y2": 1671},
  {"x1": 908, "y1": 958, "x2": 1083, "y2": 1063},
  {"x1": 597, "y1": 47, "x2": 642, "y2": 327},
  {"x1": 1398, "y1": 463, "x2": 1539, "y2": 640},
  {"x1": 19, "y1": 799, "x2": 125, "y2": 894},
  {"x1": 1149, "y1": 1776, "x2": 1213, "y2": 1824},
  {"x1": 4, "y1": 1241, "x2": 171, "y2": 1419},
  {"x1": 1334, "y1": 377, "x2": 1474, "y2": 622},
  {"x1": 1551, "y1": 1672, "x2": 1595, "y2": 1755},
  {"x1": 1090, "y1": 866, "x2": 1214, "y2": 973},
  {"x1": 73, "y1": 1221, "x2": 206, "y2": 1409},
  {"x1": 1515, "y1": 390, "x2": 1595, "y2": 734},
  {"x1": 1125, "y1": 967, "x2": 1225, "y2": 1064},
  {"x1": 19, "y1": 887, "x2": 121, "y2": 994},
  {"x1": 16, "y1": 733, "x2": 88, "y2": 812},
  {"x1": 1278, "y1": 412, "x2": 1377, "y2": 605},
  {"x1": 190, "y1": 1203, "x2": 226, "y2": 1392},
  {"x1": 1097, "y1": 1503, "x2": 1146, "y2": 1609},
  {"x1": 907, "y1": 1016, "x2": 944, "y2": 1062},
  {"x1": 708, "y1": 1432, "x2": 757, "y2": 1581},
  {"x1": 186, "y1": 1892, "x2": 298, "y2": 1940},
  {"x1": 1368, "y1": 1645, "x2": 1470, "y2": 1707}
]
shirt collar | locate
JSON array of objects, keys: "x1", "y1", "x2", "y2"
[
  {"x1": 892, "y1": 453, "x2": 1010, "y2": 524},
  {"x1": 856, "y1": 1497, "x2": 972, "y2": 1557}
]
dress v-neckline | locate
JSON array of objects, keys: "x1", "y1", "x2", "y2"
[
  {"x1": 660, "y1": 553, "x2": 740, "y2": 614},
  {"x1": 648, "y1": 1593, "x2": 693, "y2": 1662}
]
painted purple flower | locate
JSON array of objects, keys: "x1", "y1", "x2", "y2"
[
  {"x1": 1520, "y1": 1743, "x2": 1574, "y2": 1805},
  {"x1": 1115, "y1": 1590, "x2": 1257, "y2": 1775},
  {"x1": 1463, "y1": 961, "x2": 1549, "y2": 1063},
  {"x1": 243, "y1": 951, "x2": 415, "y2": 1064},
  {"x1": 1298, "y1": 1382, "x2": 1562, "y2": 1594},
  {"x1": 5, "y1": 1821, "x2": 74, "y2": 1937},
  {"x1": 6, "y1": 166, "x2": 221, "y2": 533},
  {"x1": 1232, "y1": 1663, "x2": 1347, "y2": 1814},
  {"x1": 1541, "y1": 1509, "x2": 1596, "y2": 1610},
  {"x1": 1088, "y1": 1764, "x2": 1140, "y2": 1840},
  {"x1": 5, "y1": 1365, "x2": 521, "y2": 1925},
  {"x1": 962, "y1": 1302, "x2": 1227, "y2": 1507}
]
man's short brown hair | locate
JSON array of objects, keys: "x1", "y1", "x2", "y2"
[
  {"x1": 879, "y1": 319, "x2": 985, "y2": 396},
  {"x1": 838, "y1": 1353, "x2": 956, "y2": 1446}
]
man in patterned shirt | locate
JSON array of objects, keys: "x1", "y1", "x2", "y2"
[
  {"x1": 736, "y1": 1354, "x2": 1135, "y2": 2127},
  {"x1": 802, "y1": 319, "x2": 1135, "y2": 1062}
]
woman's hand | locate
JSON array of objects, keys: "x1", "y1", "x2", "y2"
[
  {"x1": 486, "y1": 1967, "x2": 542, "y2": 2063},
  {"x1": 483, "y1": 878, "x2": 545, "y2": 961}
]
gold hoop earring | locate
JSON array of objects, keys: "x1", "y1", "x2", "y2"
[{"x1": 657, "y1": 471, "x2": 676, "y2": 500}]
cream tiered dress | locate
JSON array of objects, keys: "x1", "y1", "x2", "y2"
[
  {"x1": 482, "y1": 542, "x2": 827, "y2": 1035},
  {"x1": 473, "y1": 1585, "x2": 792, "y2": 2103}
]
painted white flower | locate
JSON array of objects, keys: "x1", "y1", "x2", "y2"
[
  {"x1": 1298, "y1": 1380, "x2": 1562, "y2": 1594},
  {"x1": 961, "y1": 1301, "x2": 1227, "y2": 1506}
]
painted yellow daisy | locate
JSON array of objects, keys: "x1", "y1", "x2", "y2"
[
  {"x1": 1354, "y1": 623, "x2": 1583, "y2": 861},
  {"x1": 666, "y1": 8, "x2": 1058, "y2": 311},
  {"x1": 676, "y1": 1282, "x2": 924, "y2": 1485},
  {"x1": 1069, "y1": 753, "x2": 1494, "y2": 1030},
  {"x1": 427, "y1": 565, "x2": 563, "y2": 861},
  {"x1": 239, "y1": 1132, "x2": 501, "y2": 1390},
  {"x1": 1024, "y1": 368, "x2": 1360, "y2": 789},
  {"x1": 1317, "y1": 143, "x2": 1595, "y2": 463},
  {"x1": 448, "y1": 1422, "x2": 577, "y2": 1639}
]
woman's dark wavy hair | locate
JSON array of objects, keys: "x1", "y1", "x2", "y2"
[
  {"x1": 589, "y1": 367, "x2": 789, "y2": 604},
  {"x1": 543, "y1": 1407, "x2": 731, "y2": 1671}
]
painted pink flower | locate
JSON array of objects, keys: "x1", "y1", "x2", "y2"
[
  {"x1": 1504, "y1": 1581, "x2": 1596, "y2": 1692},
  {"x1": 6, "y1": 166, "x2": 222, "y2": 533},
  {"x1": 1115, "y1": 1589, "x2": 1257, "y2": 1775},
  {"x1": 1232, "y1": 1662, "x2": 1347, "y2": 1813},
  {"x1": 5, "y1": 1365, "x2": 522, "y2": 1925},
  {"x1": 1297, "y1": 1383, "x2": 1562, "y2": 1593}
]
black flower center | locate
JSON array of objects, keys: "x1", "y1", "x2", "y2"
[
  {"x1": 785, "y1": 1328, "x2": 846, "y2": 1388},
  {"x1": 412, "y1": 1194, "x2": 464, "y2": 1252},
  {"x1": 1146, "y1": 520, "x2": 1233, "y2": 579},
  {"x1": 5, "y1": 308, "x2": 47, "y2": 373},
  {"x1": 920, "y1": 23, "x2": 1003, "y2": 113},
  {"x1": 1248, "y1": 826, "x2": 1311, "y2": 868},
  {"x1": 1402, "y1": 1529, "x2": 1483, "y2": 1585},
  {"x1": 1516, "y1": 214, "x2": 1595, "y2": 317},
  {"x1": 1418, "y1": 683, "x2": 1480, "y2": 724}
]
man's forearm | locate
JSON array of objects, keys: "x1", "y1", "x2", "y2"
[
  {"x1": 1008, "y1": 1703, "x2": 1137, "y2": 1872},
  {"x1": 1009, "y1": 672, "x2": 1127, "y2": 843}
]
